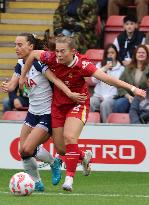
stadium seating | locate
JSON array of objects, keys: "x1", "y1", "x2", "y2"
[
  {"x1": 106, "y1": 113, "x2": 130, "y2": 124},
  {"x1": 2, "y1": 111, "x2": 101, "y2": 123},
  {"x1": 105, "y1": 16, "x2": 124, "y2": 31},
  {"x1": 140, "y1": 16, "x2": 149, "y2": 34},
  {"x1": 104, "y1": 15, "x2": 124, "y2": 48},
  {"x1": 85, "y1": 49, "x2": 104, "y2": 64},
  {"x1": 85, "y1": 49, "x2": 103, "y2": 92},
  {"x1": 87, "y1": 112, "x2": 100, "y2": 123},
  {"x1": 2, "y1": 111, "x2": 27, "y2": 121}
]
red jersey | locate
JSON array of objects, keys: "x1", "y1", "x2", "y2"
[{"x1": 40, "y1": 51, "x2": 97, "y2": 107}]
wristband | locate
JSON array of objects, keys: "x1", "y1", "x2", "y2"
[{"x1": 131, "y1": 86, "x2": 136, "y2": 93}]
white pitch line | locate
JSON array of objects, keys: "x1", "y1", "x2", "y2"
[{"x1": 1, "y1": 191, "x2": 149, "y2": 198}]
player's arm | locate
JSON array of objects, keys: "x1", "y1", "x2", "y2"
[
  {"x1": 1, "y1": 74, "x2": 19, "y2": 92},
  {"x1": 45, "y1": 69, "x2": 87, "y2": 103},
  {"x1": 19, "y1": 50, "x2": 44, "y2": 89},
  {"x1": 92, "y1": 69, "x2": 146, "y2": 98}
]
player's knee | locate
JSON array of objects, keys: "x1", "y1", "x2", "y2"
[
  {"x1": 64, "y1": 133, "x2": 75, "y2": 144},
  {"x1": 20, "y1": 145, "x2": 34, "y2": 158}
]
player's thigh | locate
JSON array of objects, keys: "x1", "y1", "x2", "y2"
[
  {"x1": 23, "y1": 127, "x2": 49, "y2": 153},
  {"x1": 52, "y1": 127, "x2": 65, "y2": 154},
  {"x1": 63, "y1": 117, "x2": 84, "y2": 144}
]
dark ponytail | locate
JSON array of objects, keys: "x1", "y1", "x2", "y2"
[
  {"x1": 18, "y1": 31, "x2": 56, "y2": 51},
  {"x1": 18, "y1": 33, "x2": 44, "y2": 50},
  {"x1": 43, "y1": 29, "x2": 56, "y2": 51}
]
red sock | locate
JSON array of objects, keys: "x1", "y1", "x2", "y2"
[{"x1": 65, "y1": 144, "x2": 80, "y2": 177}]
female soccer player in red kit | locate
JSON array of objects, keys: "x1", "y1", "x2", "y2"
[{"x1": 19, "y1": 36, "x2": 146, "y2": 191}]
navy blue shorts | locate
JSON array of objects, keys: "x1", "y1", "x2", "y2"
[{"x1": 24, "y1": 111, "x2": 52, "y2": 135}]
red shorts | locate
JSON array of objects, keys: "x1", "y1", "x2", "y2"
[{"x1": 51, "y1": 103, "x2": 90, "y2": 128}]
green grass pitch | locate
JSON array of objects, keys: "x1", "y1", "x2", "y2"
[{"x1": 0, "y1": 169, "x2": 149, "y2": 205}]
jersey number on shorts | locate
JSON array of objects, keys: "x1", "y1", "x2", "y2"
[{"x1": 73, "y1": 105, "x2": 81, "y2": 112}]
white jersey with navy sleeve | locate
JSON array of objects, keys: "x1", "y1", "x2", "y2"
[{"x1": 14, "y1": 59, "x2": 52, "y2": 115}]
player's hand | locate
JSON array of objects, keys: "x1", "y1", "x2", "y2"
[
  {"x1": 68, "y1": 92, "x2": 87, "y2": 103},
  {"x1": 1, "y1": 81, "x2": 9, "y2": 92},
  {"x1": 19, "y1": 76, "x2": 27, "y2": 90},
  {"x1": 133, "y1": 88, "x2": 146, "y2": 98}
]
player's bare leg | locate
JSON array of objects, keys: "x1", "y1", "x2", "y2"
[
  {"x1": 62, "y1": 117, "x2": 91, "y2": 191},
  {"x1": 20, "y1": 125, "x2": 62, "y2": 190},
  {"x1": 19, "y1": 124, "x2": 44, "y2": 191}
]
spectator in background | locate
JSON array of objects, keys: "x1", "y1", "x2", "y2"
[
  {"x1": 108, "y1": 0, "x2": 149, "y2": 24},
  {"x1": 97, "y1": 0, "x2": 108, "y2": 21},
  {"x1": 113, "y1": 44, "x2": 149, "y2": 113},
  {"x1": 113, "y1": 15, "x2": 146, "y2": 66},
  {"x1": 2, "y1": 85, "x2": 29, "y2": 113},
  {"x1": 129, "y1": 72, "x2": 149, "y2": 124},
  {"x1": 53, "y1": 0, "x2": 99, "y2": 53},
  {"x1": 90, "y1": 44, "x2": 124, "y2": 122},
  {"x1": 145, "y1": 32, "x2": 149, "y2": 52}
]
